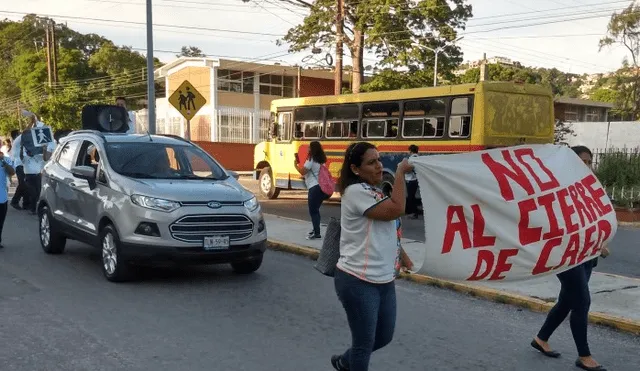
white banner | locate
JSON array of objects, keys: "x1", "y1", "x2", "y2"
[{"x1": 408, "y1": 144, "x2": 618, "y2": 282}]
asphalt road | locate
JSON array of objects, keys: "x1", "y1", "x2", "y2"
[
  {"x1": 240, "y1": 178, "x2": 640, "y2": 279},
  {"x1": 2, "y1": 207, "x2": 640, "y2": 371}
]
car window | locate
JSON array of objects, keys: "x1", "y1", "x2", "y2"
[
  {"x1": 104, "y1": 142, "x2": 227, "y2": 180},
  {"x1": 56, "y1": 140, "x2": 81, "y2": 171}
]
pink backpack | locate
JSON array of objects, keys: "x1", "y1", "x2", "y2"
[{"x1": 317, "y1": 164, "x2": 335, "y2": 196}]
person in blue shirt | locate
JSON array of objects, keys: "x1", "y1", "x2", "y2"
[{"x1": 0, "y1": 150, "x2": 16, "y2": 249}]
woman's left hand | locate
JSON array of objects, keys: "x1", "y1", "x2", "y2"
[
  {"x1": 601, "y1": 245, "x2": 611, "y2": 258},
  {"x1": 400, "y1": 249, "x2": 414, "y2": 271}
]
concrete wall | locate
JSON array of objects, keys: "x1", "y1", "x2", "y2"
[
  {"x1": 565, "y1": 121, "x2": 640, "y2": 150},
  {"x1": 195, "y1": 141, "x2": 256, "y2": 171}
]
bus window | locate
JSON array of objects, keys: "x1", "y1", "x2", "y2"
[
  {"x1": 278, "y1": 112, "x2": 292, "y2": 141},
  {"x1": 449, "y1": 97, "x2": 472, "y2": 138},
  {"x1": 403, "y1": 99, "x2": 446, "y2": 139},
  {"x1": 327, "y1": 120, "x2": 358, "y2": 138},
  {"x1": 363, "y1": 102, "x2": 399, "y2": 139},
  {"x1": 363, "y1": 120, "x2": 387, "y2": 138},
  {"x1": 303, "y1": 122, "x2": 323, "y2": 138}
]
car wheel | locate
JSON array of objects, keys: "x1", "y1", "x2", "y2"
[
  {"x1": 259, "y1": 167, "x2": 280, "y2": 200},
  {"x1": 231, "y1": 252, "x2": 264, "y2": 274},
  {"x1": 100, "y1": 224, "x2": 133, "y2": 282},
  {"x1": 39, "y1": 206, "x2": 66, "y2": 254}
]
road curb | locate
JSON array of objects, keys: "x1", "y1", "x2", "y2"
[
  {"x1": 266, "y1": 239, "x2": 640, "y2": 336},
  {"x1": 618, "y1": 221, "x2": 640, "y2": 228}
]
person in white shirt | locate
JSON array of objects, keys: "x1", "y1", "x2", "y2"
[
  {"x1": 20, "y1": 114, "x2": 46, "y2": 214},
  {"x1": 404, "y1": 144, "x2": 421, "y2": 219},
  {"x1": 0, "y1": 151, "x2": 15, "y2": 248},
  {"x1": 116, "y1": 96, "x2": 136, "y2": 134},
  {"x1": 10, "y1": 130, "x2": 30, "y2": 210},
  {"x1": 293, "y1": 141, "x2": 330, "y2": 240}
]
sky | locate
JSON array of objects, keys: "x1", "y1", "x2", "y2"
[{"x1": 0, "y1": 0, "x2": 633, "y2": 75}]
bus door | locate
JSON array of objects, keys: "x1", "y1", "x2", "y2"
[{"x1": 273, "y1": 111, "x2": 293, "y2": 189}]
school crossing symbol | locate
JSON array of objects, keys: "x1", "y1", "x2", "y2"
[
  {"x1": 30, "y1": 126, "x2": 53, "y2": 146},
  {"x1": 168, "y1": 80, "x2": 207, "y2": 121}
]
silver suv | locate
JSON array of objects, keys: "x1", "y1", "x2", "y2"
[{"x1": 37, "y1": 130, "x2": 267, "y2": 282}]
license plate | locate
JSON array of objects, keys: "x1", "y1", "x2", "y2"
[{"x1": 203, "y1": 236, "x2": 230, "y2": 250}]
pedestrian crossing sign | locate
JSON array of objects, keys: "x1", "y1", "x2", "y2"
[
  {"x1": 168, "y1": 80, "x2": 207, "y2": 121},
  {"x1": 30, "y1": 126, "x2": 53, "y2": 147}
]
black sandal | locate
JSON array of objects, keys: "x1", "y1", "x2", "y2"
[
  {"x1": 530, "y1": 339, "x2": 561, "y2": 358},
  {"x1": 575, "y1": 359, "x2": 607, "y2": 371}
]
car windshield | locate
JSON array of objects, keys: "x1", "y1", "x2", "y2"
[{"x1": 104, "y1": 142, "x2": 228, "y2": 180}]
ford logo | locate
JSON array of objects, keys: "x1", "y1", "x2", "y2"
[{"x1": 207, "y1": 201, "x2": 222, "y2": 209}]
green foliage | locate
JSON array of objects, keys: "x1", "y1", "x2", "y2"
[
  {"x1": 596, "y1": 148, "x2": 640, "y2": 208},
  {"x1": 282, "y1": 0, "x2": 472, "y2": 92},
  {"x1": 0, "y1": 15, "x2": 165, "y2": 133},
  {"x1": 178, "y1": 46, "x2": 206, "y2": 57}
]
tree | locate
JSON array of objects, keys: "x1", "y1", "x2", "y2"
[
  {"x1": 282, "y1": 0, "x2": 472, "y2": 93},
  {"x1": 599, "y1": 2, "x2": 640, "y2": 119},
  {"x1": 178, "y1": 46, "x2": 206, "y2": 57}
]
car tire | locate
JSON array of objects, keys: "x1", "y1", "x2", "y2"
[
  {"x1": 99, "y1": 224, "x2": 133, "y2": 282},
  {"x1": 39, "y1": 206, "x2": 66, "y2": 254},
  {"x1": 259, "y1": 167, "x2": 280, "y2": 200},
  {"x1": 231, "y1": 252, "x2": 264, "y2": 274}
]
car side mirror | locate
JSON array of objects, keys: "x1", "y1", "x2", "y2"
[
  {"x1": 228, "y1": 170, "x2": 240, "y2": 180},
  {"x1": 71, "y1": 165, "x2": 97, "y2": 189}
]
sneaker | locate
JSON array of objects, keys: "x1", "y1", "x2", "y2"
[
  {"x1": 306, "y1": 234, "x2": 322, "y2": 240},
  {"x1": 307, "y1": 230, "x2": 315, "y2": 237},
  {"x1": 331, "y1": 355, "x2": 348, "y2": 371}
]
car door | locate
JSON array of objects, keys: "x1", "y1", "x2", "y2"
[
  {"x1": 47, "y1": 139, "x2": 82, "y2": 226},
  {"x1": 69, "y1": 140, "x2": 106, "y2": 237}
]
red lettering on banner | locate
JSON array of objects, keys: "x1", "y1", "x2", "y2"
[
  {"x1": 467, "y1": 249, "x2": 519, "y2": 281},
  {"x1": 514, "y1": 148, "x2": 560, "y2": 192},
  {"x1": 557, "y1": 188, "x2": 579, "y2": 234},
  {"x1": 591, "y1": 219, "x2": 613, "y2": 257},
  {"x1": 518, "y1": 198, "x2": 541, "y2": 245},
  {"x1": 577, "y1": 225, "x2": 598, "y2": 264},
  {"x1": 532, "y1": 237, "x2": 563, "y2": 275},
  {"x1": 482, "y1": 150, "x2": 535, "y2": 202},
  {"x1": 538, "y1": 193, "x2": 564, "y2": 239},
  {"x1": 582, "y1": 175, "x2": 614, "y2": 216},
  {"x1": 471, "y1": 204, "x2": 496, "y2": 248},
  {"x1": 442, "y1": 206, "x2": 471, "y2": 254},
  {"x1": 556, "y1": 233, "x2": 580, "y2": 268},
  {"x1": 575, "y1": 182, "x2": 599, "y2": 221},
  {"x1": 568, "y1": 185, "x2": 593, "y2": 227}
]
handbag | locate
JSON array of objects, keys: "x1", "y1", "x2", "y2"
[{"x1": 314, "y1": 217, "x2": 341, "y2": 277}]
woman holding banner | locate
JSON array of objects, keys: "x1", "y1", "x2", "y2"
[
  {"x1": 532, "y1": 146, "x2": 610, "y2": 371},
  {"x1": 330, "y1": 142, "x2": 413, "y2": 371}
]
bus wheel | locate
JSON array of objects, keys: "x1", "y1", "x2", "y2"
[
  {"x1": 259, "y1": 167, "x2": 280, "y2": 199},
  {"x1": 382, "y1": 173, "x2": 394, "y2": 197}
]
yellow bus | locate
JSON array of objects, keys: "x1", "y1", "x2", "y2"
[{"x1": 253, "y1": 81, "x2": 554, "y2": 199}]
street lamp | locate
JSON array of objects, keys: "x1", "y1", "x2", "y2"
[{"x1": 413, "y1": 36, "x2": 464, "y2": 87}]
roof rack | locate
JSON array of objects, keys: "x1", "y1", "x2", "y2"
[{"x1": 68, "y1": 130, "x2": 107, "y2": 142}]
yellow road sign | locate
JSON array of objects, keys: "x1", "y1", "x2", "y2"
[{"x1": 168, "y1": 80, "x2": 207, "y2": 121}]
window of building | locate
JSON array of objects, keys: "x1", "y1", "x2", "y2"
[
  {"x1": 259, "y1": 74, "x2": 295, "y2": 97},
  {"x1": 585, "y1": 107, "x2": 601, "y2": 122},
  {"x1": 217, "y1": 69, "x2": 254, "y2": 94},
  {"x1": 564, "y1": 105, "x2": 579, "y2": 122}
]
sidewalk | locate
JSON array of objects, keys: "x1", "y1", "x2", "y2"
[{"x1": 263, "y1": 213, "x2": 640, "y2": 334}]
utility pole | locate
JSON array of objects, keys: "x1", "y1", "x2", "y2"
[
  {"x1": 50, "y1": 21, "x2": 58, "y2": 84},
  {"x1": 45, "y1": 22, "x2": 52, "y2": 88},
  {"x1": 146, "y1": 0, "x2": 156, "y2": 134},
  {"x1": 334, "y1": 0, "x2": 344, "y2": 95}
]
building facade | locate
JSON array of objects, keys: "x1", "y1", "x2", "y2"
[
  {"x1": 554, "y1": 97, "x2": 613, "y2": 122},
  {"x1": 151, "y1": 57, "x2": 349, "y2": 143}
]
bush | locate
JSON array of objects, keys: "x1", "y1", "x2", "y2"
[{"x1": 595, "y1": 148, "x2": 640, "y2": 208}]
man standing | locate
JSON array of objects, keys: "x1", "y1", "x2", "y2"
[
  {"x1": 404, "y1": 145, "x2": 422, "y2": 219},
  {"x1": 10, "y1": 129, "x2": 29, "y2": 210},
  {"x1": 20, "y1": 114, "x2": 46, "y2": 215},
  {"x1": 115, "y1": 96, "x2": 136, "y2": 134},
  {"x1": 0, "y1": 150, "x2": 16, "y2": 248}
]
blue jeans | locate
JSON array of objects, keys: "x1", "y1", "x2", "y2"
[
  {"x1": 537, "y1": 262, "x2": 594, "y2": 357},
  {"x1": 308, "y1": 185, "x2": 328, "y2": 236},
  {"x1": 334, "y1": 269, "x2": 396, "y2": 371}
]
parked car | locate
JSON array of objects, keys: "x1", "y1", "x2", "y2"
[{"x1": 37, "y1": 130, "x2": 267, "y2": 282}]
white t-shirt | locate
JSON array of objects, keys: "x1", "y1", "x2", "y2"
[
  {"x1": 11, "y1": 135, "x2": 22, "y2": 167},
  {"x1": 336, "y1": 182, "x2": 402, "y2": 284},
  {"x1": 303, "y1": 160, "x2": 321, "y2": 189},
  {"x1": 404, "y1": 154, "x2": 419, "y2": 182}
]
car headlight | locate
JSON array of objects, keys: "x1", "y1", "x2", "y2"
[
  {"x1": 244, "y1": 196, "x2": 259, "y2": 212},
  {"x1": 131, "y1": 194, "x2": 181, "y2": 212}
]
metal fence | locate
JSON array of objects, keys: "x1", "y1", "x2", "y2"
[
  {"x1": 215, "y1": 107, "x2": 271, "y2": 144},
  {"x1": 592, "y1": 147, "x2": 640, "y2": 206}
]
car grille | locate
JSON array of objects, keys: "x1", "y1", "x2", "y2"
[{"x1": 169, "y1": 215, "x2": 254, "y2": 243}]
